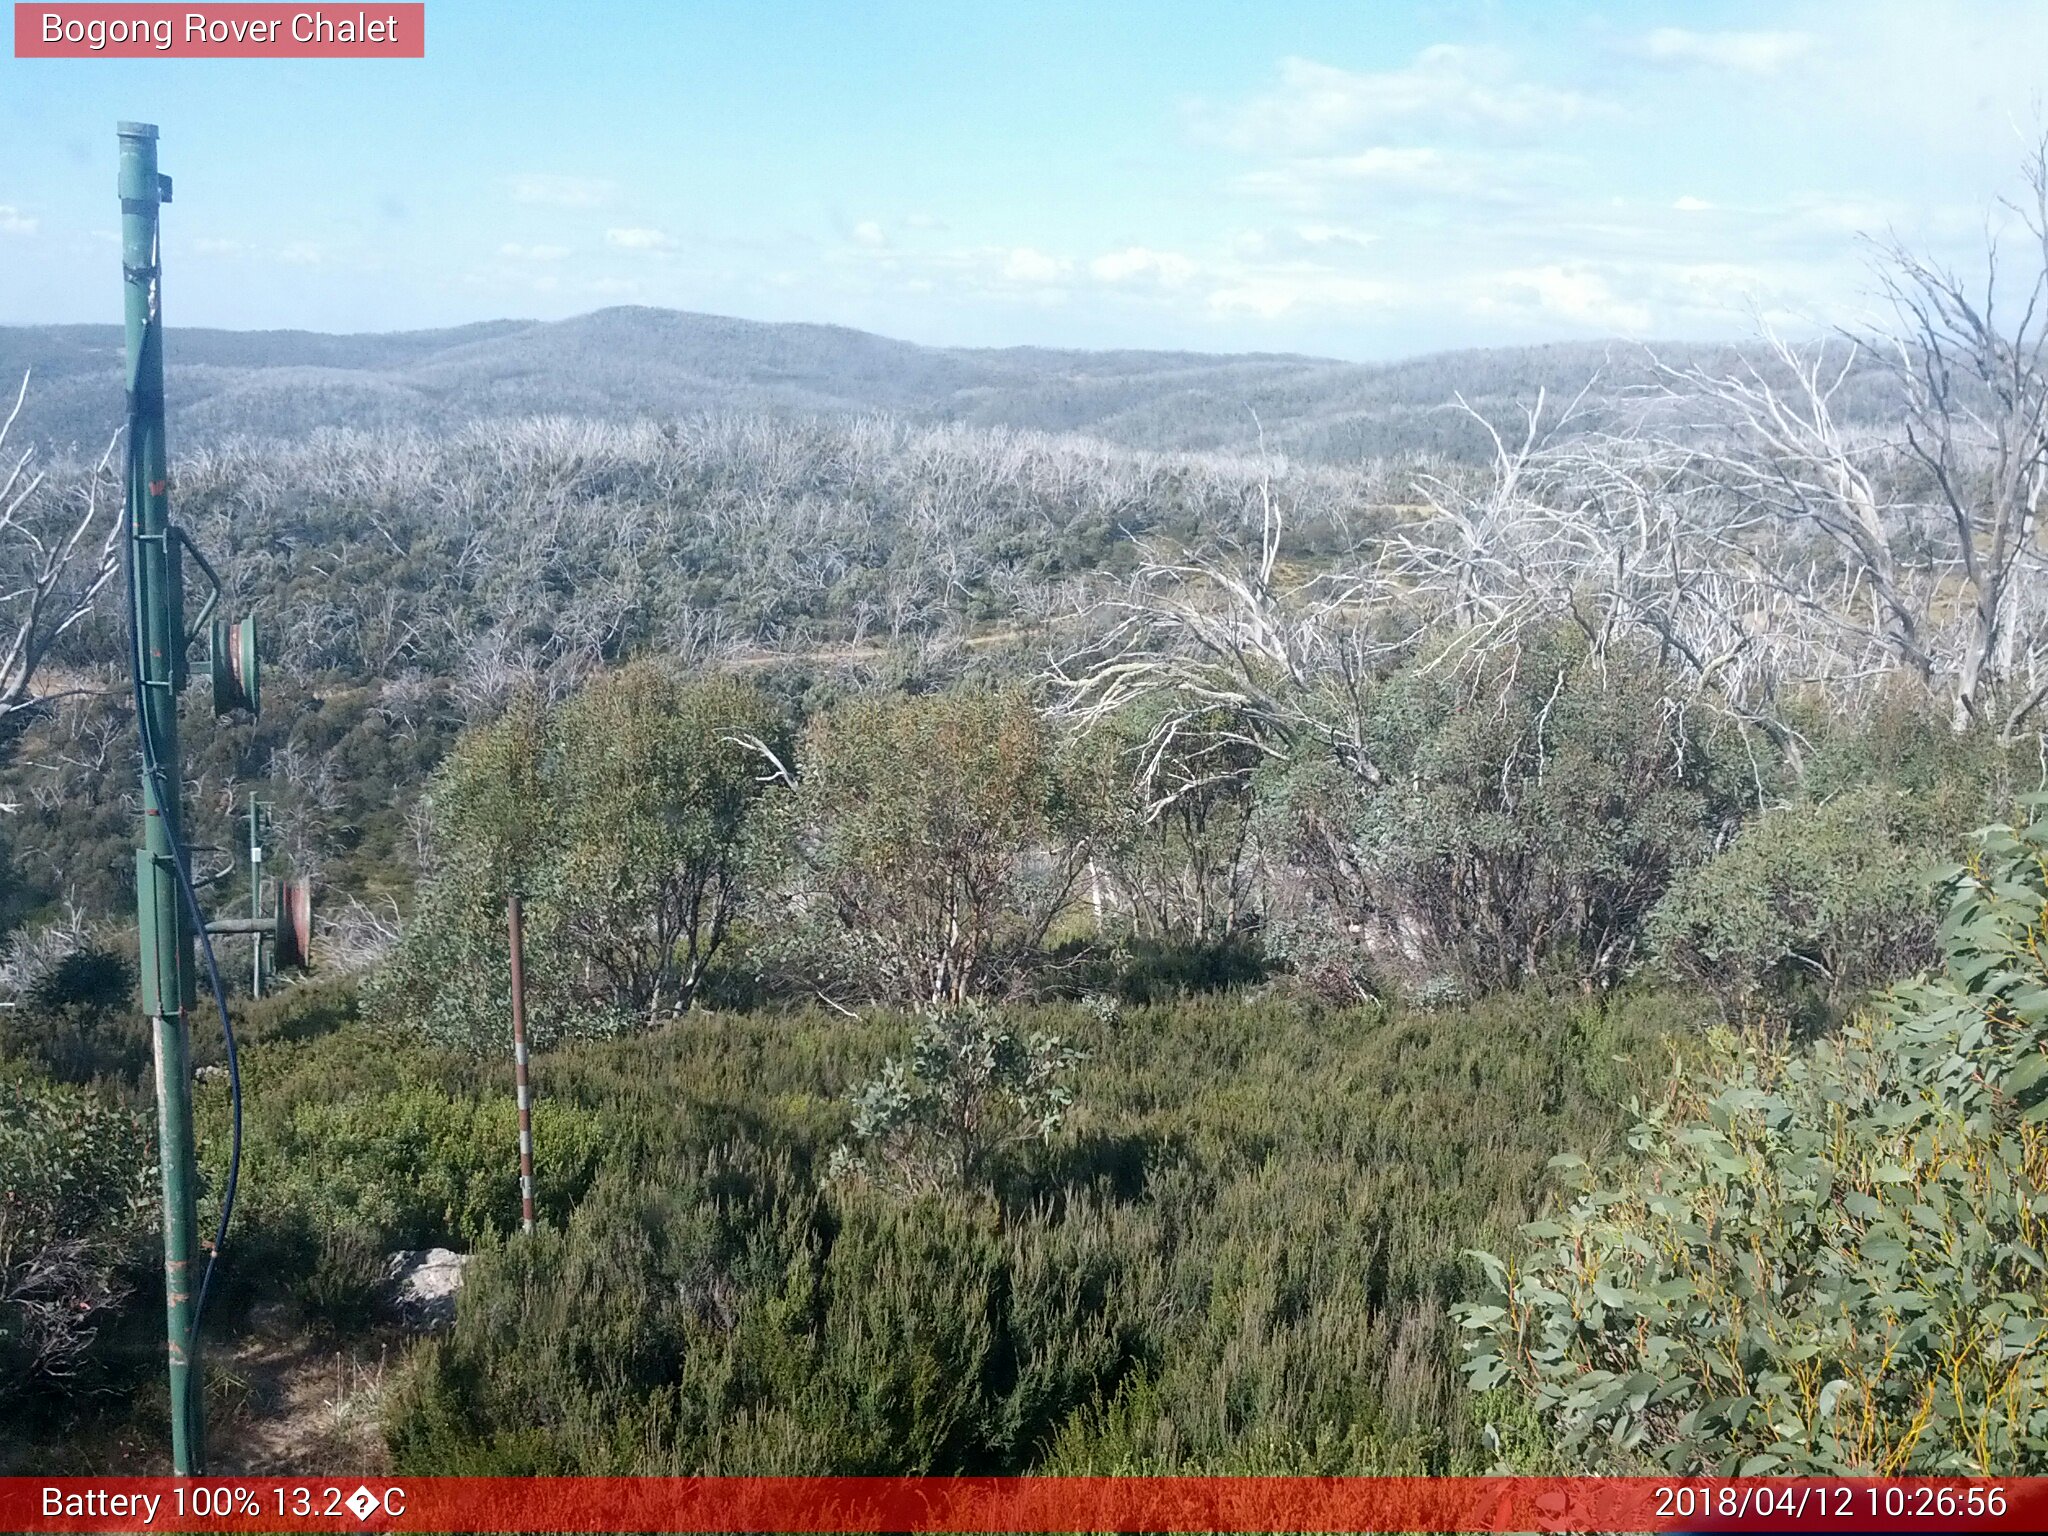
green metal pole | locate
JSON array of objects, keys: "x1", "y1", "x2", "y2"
[
  {"x1": 119, "y1": 119, "x2": 205, "y2": 1477},
  {"x1": 249, "y1": 794, "x2": 265, "y2": 998}
]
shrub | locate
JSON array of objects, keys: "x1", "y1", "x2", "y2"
[
  {"x1": 0, "y1": 938, "x2": 145, "y2": 1084},
  {"x1": 292, "y1": 1222, "x2": 390, "y2": 1334},
  {"x1": 1104, "y1": 935, "x2": 1267, "y2": 1005},
  {"x1": 1256, "y1": 631, "x2": 1756, "y2": 997},
  {"x1": 191, "y1": 1018, "x2": 621, "y2": 1324},
  {"x1": 370, "y1": 988, "x2": 1674, "y2": 1477},
  {"x1": 1460, "y1": 803, "x2": 2048, "y2": 1474},
  {"x1": 1063, "y1": 704, "x2": 1263, "y2": 946},
  {"x1": 829, "y1": 1003, "x2": 1083, "y2": 1195},
  {"x1": 760, "y1": 688, "x2": 1084, "y2": 1006},
  {"x1": 386, "y1": 1167, "x2": 1132, "y2": 1475},
  {"x1": 1648, "y1": 787, "x2": 1939, "y2": 1024},
  {"x1": 0, "y1": 1072, "x2": 155, "y2": 1387},
  {"x1": 368, "y1": 669, "x2": 779, "y2": 1050}
]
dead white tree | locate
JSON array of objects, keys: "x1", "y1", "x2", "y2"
[
  {"x1": 0, "y1": 373, "x2": 122, "y2": 757},
  {"x1": 1875, "y1": 140, "x2": 2048, "y2": 732},
  {"x1": 1651, "y1": 331, "x2": 1921, "y2": 658},
  {"x1": 1049, "y1": 378, "x2": 1860, "y2": 820},
  {"x1": 1653, "y1": 143, "x2": 2048, "y2": 734},
  {"x1": 1048, "y1": 464, "x2": 1395, "y2": 816}
]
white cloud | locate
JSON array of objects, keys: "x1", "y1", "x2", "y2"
[
  {"x1": 1672, "y1": 195, "x2": 1714, "y2": 212},
  {"x1": 1291, "y1": 224, "x2": 1380, "y2": 251},
  {"x1": 851, "y1": 220, "x2": 889, "y2": 249},
  {"x1": 1205, "y1": 269, "x2": 1396, "y2": 319},
  {"x1": 500, "y1": 242, "x2": 571, "y2": 261},
  {"x1": 1659, "y1": 262, "x2": 1778, "y2": 316},
  {"x1": 1090, "y1": 246, "x2": 1198, "y2": 286},
  {"x1": 277, "y1": 241, "x2": 323, "y2": 266},
  {"x1": 508, "y1": 174, "x2": 616, "y2": 208},
  {"x1": 1633, "y1": 29, "x2": 1814, "y2": 74},
  {"x1": 1219, "y1": 225, "x2": 1382, "y2": 264},
  {"x1": 605, "y1": 227, "x2": 674, "y2": 252},
  {"x1": 1232, "y1": 146, "x2": 1471, "y2": 208},
  {"x1": 1211, "y1": 48, "x2": 1600, "y2": 152},
  {"x1": 1474, "y1": 264, "x2": 1653, "y2": 332},
  {"x1": 1001, "y1": 247, "x2": 1069, "y2": 284},
  {"x1": 0, "y1": 205, "x2": 38, "y2": 236},
  {"x1": 191, "y1": 235, "x2": 244, "y2": 255}
]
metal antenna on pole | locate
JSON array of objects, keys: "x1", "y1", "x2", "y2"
[{"x1": 118, "y1": 120, "x2": 312, "y2": 1476}]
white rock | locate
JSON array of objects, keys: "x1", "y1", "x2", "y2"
[{"x1": 384, "y1": 1247, "x2": 470, "y2": 1328}]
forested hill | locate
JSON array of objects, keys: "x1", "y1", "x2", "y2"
[{"x1": 0, "y1": 306, "x2": 1788, "y2": 462}]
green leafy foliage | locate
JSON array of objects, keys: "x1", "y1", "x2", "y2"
[
  {"x1": 1260, "y1": 632, "x2": 1758, "y2": 997},
  {"x1": 191, "y1": 1022, "x2": 619, "y2": 1327},
  {"x1": 367, "y1": 667, "x2": 778, "y2": 1048},
  {"x1": 1648, "y1": 789, "x2": 1938, "y2": 1024},
  {"x1": 1647, "y1": 702, "x2": 2023, "y2": 1023},
  {"x1": 0, "y1": 938, "x2": 144, "y2": 1084},
  {"x1": 762, "y1": 688, "x2": 1083, "y2": 1005},
  {"x1": 1460, "y1": 804, "x2": 2048, "y2": 1473},
  {"x1": 0, "y1": 1072, "x2": 155, "y2": 1385},
  {"x1": 386, "y1": 1166, "x2": 1138, "y2": 1475},
  {"x1": 365, "y1": 983, "x2": 1677, "y2": 1473},
  {"x1": 830, "y1": 1003, "x2": 1084, "y2": 1194}
]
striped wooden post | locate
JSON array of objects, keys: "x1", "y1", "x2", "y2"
[{"x1": 507, "y1": 891, "x2": 536, "y2": 1235}]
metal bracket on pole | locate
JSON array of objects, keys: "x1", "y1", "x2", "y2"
[{"x1": 204, "y1": 876, "x2": 315, "y2": 974}]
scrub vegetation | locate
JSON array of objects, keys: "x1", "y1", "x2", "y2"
[{"x1": 7, "y1": 147, "x2": 2048, "y2": 1476}]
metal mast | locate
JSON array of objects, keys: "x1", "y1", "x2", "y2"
[{"x1": 118, "y1": 119, "x2": 204, "y2": 1476}]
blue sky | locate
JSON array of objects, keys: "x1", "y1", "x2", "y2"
[{"x1": 3, "y1": 1, "x2": 2045, "y2": 358}]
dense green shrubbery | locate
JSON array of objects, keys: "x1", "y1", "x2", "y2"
[
  {"x1": 357, "y1": 985, "x2": 1680, "y2": 1473},
  {"x1": 1462, "y1": 804, "x2": 2048, "y2": 1473},
  {"x1": 1646, "y1": 703, "x2": 2026, "y2": 1022},
  {"x1": 389, "y1": 1171, "x2": 1136, "y2": 1474},
  {"x1": 758, "y1": 688, "x2": 1086, "y2": 1007},
  {"x1": 356, "y1": 638, "x2": 1807, "y2": 1028},
  {"x1": 0, "y1": 1070, "x2": 154, "y2": 1386},
  {"x1": 366, "y1": 667, "x2": 778, "y2": 1050},
  {"x1": 9, "y1": 522, "x2": 2033, "y2": 1474},
  {"x1": 1648, "y1": 788, "x2": 1938, "y2": 1024},
  {"x1": 192, "y1": 1023, "x2": 621, "y2": 1328},
  {"x1": 1258, "y1": 632, "x2": 1760, "y2": 998},
  {"x1": 0, "y1": 939, "x2": 145, "y2": 1085}
]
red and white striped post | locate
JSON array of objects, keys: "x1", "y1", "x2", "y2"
[{"x1": 507, "y1": 891, "x2": 536, "y2": 1235}]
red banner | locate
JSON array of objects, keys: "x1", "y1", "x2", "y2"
[
  {"x1": 13, "y1": 4, "x2": 424, "y2": 57},
  {"x1": 1, "y1": 1476, "x2": 2041, "y2": 1532}
]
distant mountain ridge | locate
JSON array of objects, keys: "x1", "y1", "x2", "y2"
[{"x1": 0, "y1": 304, "x2": 1777, "y2": 463}]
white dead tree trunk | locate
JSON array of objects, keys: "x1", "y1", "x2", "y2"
[
  {"x1": 0, "y1": 373, "x2": 123, "y2": 762},
  {"x1": 1654, "y1": 330, "x2": 1937, "y2": 702},
  {"x1": 1876, "y1": 140, "x2": 2048, "y2": 733},
  {"x1": 1659, "y1": 143, "x2": 2048, "y2": 733},
  {"x1": 1048, "y1": 465, "x2": 1396, "y2": 814}
]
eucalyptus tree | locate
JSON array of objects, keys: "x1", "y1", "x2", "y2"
[
  {"x1": 369, "y1": 666, "x2": 779, "y2": 1048},
  {"x1": 755, "y1": 687, "x2": 1086, "y2": 1008}
]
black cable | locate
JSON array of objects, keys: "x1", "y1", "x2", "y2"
[{"x1": 121, "y1": 386, "x2": 243, "y2": 1420}]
